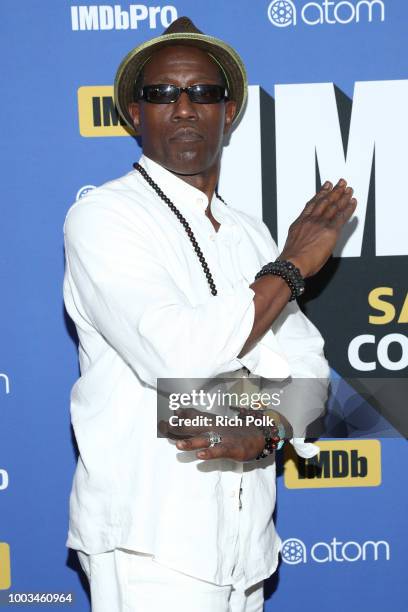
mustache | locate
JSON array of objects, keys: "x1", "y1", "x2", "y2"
[{"x1": 168, "y1": 127, "x2": 204, "y2": 141}]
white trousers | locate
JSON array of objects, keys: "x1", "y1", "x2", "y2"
[{"x1": 77, "y1": 548, "x2": 264, "y2": 612}]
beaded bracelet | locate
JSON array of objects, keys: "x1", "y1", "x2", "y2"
[
  {"x1": 255, "y1": 420, "x2": 286, "y2": 460},
  {"x1": 255, "y1": 260, "x2": 305, "y2": 301},
  {"x1": 236, "y1": 406, "x2": 287, "y2": 460}
]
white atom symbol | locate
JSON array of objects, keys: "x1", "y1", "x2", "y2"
[
  {"x1": 281, "y1": 539, "x2": 305, "y2": 564},
  {"x1": 268, "y1": 0, "x2": 295, "y2": 27}
]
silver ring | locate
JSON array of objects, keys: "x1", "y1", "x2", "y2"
[{"x1": 207, "y1": 431, "x2": 222, "y2": 447}]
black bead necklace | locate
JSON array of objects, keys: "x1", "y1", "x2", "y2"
[{"x1": 134, "y1": 162, "x2": 227, "y2": 296}]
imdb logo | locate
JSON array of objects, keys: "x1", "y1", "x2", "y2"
[
  {"x1": 284, "y1": 440, "x2": 381, "y2": 489},
  {"x1": 0, "y1": 543, "x2": 11, "y2": 590},
  {"x1": 77, "y1": 86, "x2": 135, "y2": 137}
]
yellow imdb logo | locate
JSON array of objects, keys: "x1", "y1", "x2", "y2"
[
  {"x1": 284, "y1": 440, "x2": 381, "y2": 489},
  {"x1": 0, "y1": 543, "x2": 11, "y2": 590},
  {"x1": 77, "y1": 86, "x2": 135, "y2": 137}
]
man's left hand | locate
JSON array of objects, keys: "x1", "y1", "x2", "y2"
[{"x1": 159, "y1": 407, "x2": 267, "y2": 462}]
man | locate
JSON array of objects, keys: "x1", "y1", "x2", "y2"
[{"x1": 63, "y1": 16, "x2": 356, "y2": 612}]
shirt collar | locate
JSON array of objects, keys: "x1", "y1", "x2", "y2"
[{"x1": 137, "y1": 154, "x2": 231, "y2": 226}]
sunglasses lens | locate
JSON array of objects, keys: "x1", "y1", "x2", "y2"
[
  {"x1": 141, "y1": 84, "x2": 227, "y2": 104},
  {"x1": 190, "y1": 85, "x2": 226, "y2": 103},
  {"x1": 143, "y1": 85, "x2": 177, "y2": 103}
]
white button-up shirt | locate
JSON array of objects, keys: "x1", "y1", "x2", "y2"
[{"x1": 63, "y1": 154, "x2": 329, "y2": 589}]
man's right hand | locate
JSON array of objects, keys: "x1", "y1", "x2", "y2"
[{"x1": 279, "y1": 178, "x2": 357, "y2": 277}]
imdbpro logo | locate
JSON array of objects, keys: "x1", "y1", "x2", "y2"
[
  {"x1": 284, "y1": 440, "x2": 381, "y2": 488},
  {"x1": 77, "y1": 86, "x2": 134, "y2": 137},
  {"x1": 71, "y1": 5, "x2": 177, "y2": 31},
  {"x1": 0, "y1": 543, "x2": 11, "y2": 590}
]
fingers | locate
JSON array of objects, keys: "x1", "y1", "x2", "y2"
[
  {"x1": 302, "y1": 178, "x2": 354, "y2": 214},
  {"x1": 322, "y1": 186, "x2": 354, "y2": 221},
  {"x1": 331, "y1": 196, "x2": 357, "y2": 230},
  {"x1": 310, "y1": 180, "x2": 333, "y2": 203},
  {"x1": 176, "y1": 435, "x2": 212, "y2": 451},
  {"x1": 310, "y1": 179, "x2": 358, "y2": 229},
  {"x1": 302, "y1": 178, "x2": 347, "y2": 217},
  {"x1": 196, "y1": 444, "x2": 230, "y2": 460},
  {"x1": 176, "y1": 435, "x2": 231, "y2": 460},
  {"x1": 310, "y1": 179, "x2": 348, "y2": 217},
  {"x1": 302, "y1": 180, "x2": 333, "y2": 214}
]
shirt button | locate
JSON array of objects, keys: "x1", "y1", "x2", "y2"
[
  {"x1": 209, "y1": 235, "x2": 215, "y2": 241},
  {"x1": 230, "y1": 490, "x2": 236, "y2": 498}
]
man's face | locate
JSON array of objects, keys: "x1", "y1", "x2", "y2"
[{"x1": 128, "y1": 45, "x2": 237, "y2": 176}]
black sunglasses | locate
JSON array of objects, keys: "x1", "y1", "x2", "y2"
[{"x1": 138, "y1": 83, "x2": 228, "y2": 104}]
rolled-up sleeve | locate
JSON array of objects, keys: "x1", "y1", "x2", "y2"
[
  {"x1": 249, "y1": 220, "x2": 330, "y2": 457},
  {"x1": 63, "y1": 201, "x2": 256, "y2": 388},
  {"x1": 273, "y1": 302, "x2": 330, "y2": 457}
]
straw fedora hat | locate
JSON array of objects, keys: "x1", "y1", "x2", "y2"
[{"x1": 114, "y1": 16, "x2": 248, "y2": 131}]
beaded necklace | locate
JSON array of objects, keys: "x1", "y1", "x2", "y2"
[{"x1": 134, "y1": 162, "x2": 227, "y2": 296}]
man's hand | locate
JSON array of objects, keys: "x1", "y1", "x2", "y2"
[
  {"x1": 159, "y1": 407, "x2": 290, "y2": 462},
  {"x1": 238, "y1": 178, "x2": 357, "y2": 358},
  {"x1": 279, "y1": 178, "x2": 357, "y2": 278}
]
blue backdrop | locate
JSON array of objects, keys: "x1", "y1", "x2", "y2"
[{"x1": 1, "y1": 1, "x2": 407, "y2": 610}]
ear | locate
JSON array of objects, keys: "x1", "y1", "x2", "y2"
[
  {"x1": 128, "y1": 102, "x2": 141, "y2": 134},
  {"x1": 223, "y1": 100, "x2": 237, "y2": 135}
]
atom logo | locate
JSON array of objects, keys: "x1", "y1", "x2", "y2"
[
  {"x1": 281, "y1": 538, "x2": 307, "y2": 564},
  {"x1": 267, "y1": 0, "x2": 297, "y2": 27}
]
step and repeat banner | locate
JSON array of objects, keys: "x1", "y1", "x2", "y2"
[{"x1": 1, "y1": 1, "x2": 407, "y2": 610}]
